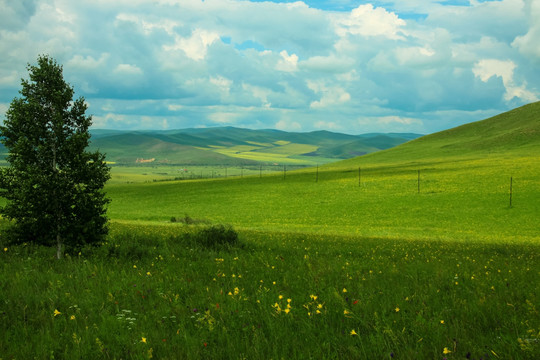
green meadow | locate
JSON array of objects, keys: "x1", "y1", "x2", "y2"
[{"x1": 1, "y1": 103, "x2": 539, "y2": 359}]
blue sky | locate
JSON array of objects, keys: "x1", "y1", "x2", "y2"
[{"x1": 0, "y1": 0, "x2": 538, "y2": 134}]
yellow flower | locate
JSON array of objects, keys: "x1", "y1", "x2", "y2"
[
  {"x1": 146, "y1": 271, "x2": 151, "y2": 276},
  {"x1": 141, "y1": 337, "x2": 147, "y2": 343},
  {"x1": 278, "y1": 295, "x2": 283, "y2": 300},
  {"x1": 284, "y1": 308, "x2": 290, "y2": 314},
  {"x1": 344, "y1": 309, "x2": 351, "y2": 315},
  {"x1": 395, "y1": 307, "x2": 400, "y2": 312},
  {"x1": 287, "y1": 298, "x2": 291, "y2": 303},
  {"x1": 133, "y1": 265, "x2": 137, "y2": 268},
  {"x1": 310, "y1": 295, "x2": 317, "y2": 301},
  {"x1": 53, "y1": 309, "x2": 61, "y2": 317},
  {"x1": 70, "y1": 315, "x2": 76, "y2": 320},
  {"x1": 317, "y1": 304, "x2": 323, "y2": 309},
  {"x1": 440, "y1": 320, "x2": 444, "y2": 324},
  {"x1": 342, "y1": 288, "x2": 347, "y2": 293},
  {"x1": 443, "y1": 347, "x2": 451, "y2": 354},
  {"x1": 350, "y1": 329, "x2": 358, "y2": 336},
  {"x1": 3, "y1": 247, "x2": 7, "y2": 252}
]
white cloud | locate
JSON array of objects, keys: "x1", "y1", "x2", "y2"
[
  {"x1": 376, "y1": 116, "x2": 423, "y2": 126},
  {"x1": 276, "y1": 50, "x2": 298, "y2": 72},
  {"x1": 314, "y1": 121, "x2": 341, "y2": 130},
  {"x1": 114, "y1": 64, "x2": 143, "y2": 75},
  {"x1": 308, "y1": 80, "x2": 351, "y2": 109},
  {"x1": 334, "y1": 4, "x2": 406, "y2": 40},
  {"x1": 164, "y1": 28, "x2": 220, "y2": 61},
  {"x1": 67, "y1": 53, "x2": 110, "y2": 70},
  {"x1": 210, "y1": 76, "x2": 233, "y2": 96},
  {"x1": 0, "y1": 0, "x2": 538, "y2": 134},
  {"x1": 512, "y1": 0, "x2": 540, "y2": 62},
  {"x1": 275, "y1": 119, "x2": 302, "y2": 131},
  {"x1": 473, "y1": 59, "x2": 538, "y2": 102},
  {"x1": 208, "y1": 111, "x2": 239, "y2": 124},
  {"x1": 242, "y1": 83, "x2": 272, "y2": 108}
]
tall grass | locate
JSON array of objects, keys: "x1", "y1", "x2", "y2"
[{"x1": 1, "y1": 223, "x2": 538, "y2": 359}]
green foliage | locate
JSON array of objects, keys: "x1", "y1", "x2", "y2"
[
  {"x1": 0, "y1": 223, "x2": 538, "y2": 359},
  {"x1": 191, "y1": 224, "x2": 239, "y2": 249},
  {"x1": 0, "y1": 55, "x2": 110, "y2": 256}
]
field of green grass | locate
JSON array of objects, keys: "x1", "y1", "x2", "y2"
[{"x1": 1, "y1": 103, "x2": 539, "y2": 359}]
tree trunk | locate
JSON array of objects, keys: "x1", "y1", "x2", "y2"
[
  {"x1": 56, "y1": 232, "x2": 62, "y2": 260},
  {"x1": 53, "y1": 134, "x2": 62, "y2": 260}
]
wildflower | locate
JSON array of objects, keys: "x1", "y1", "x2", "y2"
[
  {"x1": 133, "y1": 265, "x2": 137, "y2": 269},
  {"x1": 284, "y1": 308, "x2": 290, "y2": 314},
  {"x1": 344, "y1": 309, "x2": 351, "y2": 315},
  {"x1": 443, "y1": 347, "x2": 451, "y2": 354},
  {"x1": 350, "y1": 329, "x2": 358, "y2": 336},
  {"x1": 353, "y1": 300, "x2": 359, "y2": 305},
  {"x1": 342, "y1": 288, "x2": 347, "y2": 293},
  {"x1": 287, "y1": 298, "x2": 291, "y2": 304},
  {"x1": 395, "y1": 307, "x2": 400, "y2": 312},
  {"x1": 53, "y1": 309, "x2": 61, "y2": 317},
  {"x1": 440, "y1": 320, "x2": 444, "y2": 324},
  {"x1": 70, "y1": 315, "x2": 76, "y2": 320},
  {"x1": 278, "y1": 295, "x2": 283, "y2": 300},
  {"x1": 146, "y1": 271, "x2": 151, "y2": 276},
  {"x1": 141, "y1": 337, "x2": 147, "y2": 343},
  {"x1": 310, "y1": 295, "x2": 317, "y2": 301},
  {"x1": 317, "y1": 304, "x2": 323, "y2": 309},
  {"x1": 3, "y1": 247, "x2": 7, "y2": 252}
]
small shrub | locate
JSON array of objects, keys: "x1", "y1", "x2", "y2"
[
  {"x1": 170, "y1": 214, "x2": 210, "y2": 225},
  {"x1": 192, "y1": 224, "x2": 239, "y2": 249}
]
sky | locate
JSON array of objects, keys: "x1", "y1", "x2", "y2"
[{"x1": 0, "y1": 0, "x2": 539, "y2": 135}]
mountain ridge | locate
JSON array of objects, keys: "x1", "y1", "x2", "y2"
[{"x1": 89, "y1": 127, "x2": 422, "y2": 165}]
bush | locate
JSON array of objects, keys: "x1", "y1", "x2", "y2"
[
  {"x1": 170, "y1": 214, "x2": 209, "y2": 225},
  {"x1": 192, "y1": 224, "x2": 239, "y2": 249}
]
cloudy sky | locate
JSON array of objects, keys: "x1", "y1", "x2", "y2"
[{"x1": 0, "y1": 0, "x2": 538, "y2": 134}]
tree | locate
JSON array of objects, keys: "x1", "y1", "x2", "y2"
[{"x1": 0, "y1": 55, "x2": 110, "y2": 259}]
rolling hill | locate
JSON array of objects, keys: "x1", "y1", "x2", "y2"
[
  {"x1": 332, "y1": 101, "x2": 540, "y2": 168},
  {"x1": 88, "y1": 127, "x2": 421, "y2": 166}
]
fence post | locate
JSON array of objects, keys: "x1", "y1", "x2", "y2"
[
  {"x1": 417, "y1": 170, "x2": 420, "y2": 194},
  {"x1": 509, "y1": 176, "x2": 513, "y2": 208}
]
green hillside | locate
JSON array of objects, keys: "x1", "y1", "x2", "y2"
[
  {"x1": 89, "y1": 127, "x2": 420, "y2": 166},
  {"x1": 104, "y1": 102, "x2": 540, "y2": 242},
  {"x1": 334, "y1": 101, "x2": 540, "y2": 168}
]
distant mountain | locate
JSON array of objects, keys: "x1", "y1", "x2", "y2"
[{"x1": 88, "y1": 127, "x2": 422, "y2": 166}]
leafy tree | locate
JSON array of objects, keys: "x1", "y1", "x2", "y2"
[{"x1": 0, "y1": 55, "x2": 110, "y2": 259}]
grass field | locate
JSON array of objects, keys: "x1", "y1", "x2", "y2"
[{"x1": 1, "y1": 103, "x2": 539, "y2": 359}]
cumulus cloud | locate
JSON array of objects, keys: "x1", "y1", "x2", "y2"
[
  {"x1": 512, "y1": 0, "x2": 540, "y2": 62},
  {"x1": 276, "y1": 50, "x2": 298, "y2": 72},
  {"x1": 473, "y1": 59, "x2": 537, "y2": 102},
  {"x1": 164, "y1": 28, "x2": 220, "y2": 61},
  {"x1": 0, "y1": 0, "x2": 538, "y2": 134},
  {"x1": 334, "y1": 4, "x2": 406, "y2": 40}
]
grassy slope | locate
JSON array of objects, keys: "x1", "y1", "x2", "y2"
[{"x1": 106, "y1": 102, "x2": 540, "y2": 243}]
